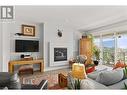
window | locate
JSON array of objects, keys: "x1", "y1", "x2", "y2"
[
  {"x1": 93, "y1": 32, "x2": 127, "y2": 66},
  {"x1": 117, "y1": 34, "x2": 127, "y2": 64},
  {"x1": 94, "y1": 38, "x2": 100, "y2": 48},
  {"x1": 102, "y1": 37, "x2": 115, "y2": 66},
  {"x1": 93, "y1": 37, "x2": 101, "y2": 61}
]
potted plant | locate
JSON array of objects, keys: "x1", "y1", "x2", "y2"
[
  {"x1": 74, "y1": 78, "x2": 81, "y2": 89},
  {"x1": 82, "y1": 32, "x2": 88, "y2": 38},
  {"x1": 124, "y1": 82, "x2": 127, "y2": 89},
  {"x1": 123, "y1": 66, "x2": 127, "y2": 78},
  {"x1": 92, "y1": 45, "x2": 100, "y2": 66},
  {"x1": 82, "y1": 32, "x2": 94, "y2": 40}
]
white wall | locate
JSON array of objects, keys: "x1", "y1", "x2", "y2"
[
  {"x1": 2, "y1": 23, "x2": 11, "y2": 72},
  {"x1": 9, "y1": 20, "x2": 44, "y2": 71},
  {"x1": 73, "y1": 31, "x2": 82, "y2": 57},
  {"x1": 0, "y1": 19, "x2": 80, "y2": 72},
  {"x1": 0, "y1": 22, "x2": 13, "y2": 72},
  {"x1": 0, "y1": 20, "x2": 44, "y2": 72},
  {"x1": 10, "y1": 21, "x2": 43, "y2": 61},
  {"x1": 0, "y1": 22, "x2": 2, "y2": 72},
  {"x1": 44, "y1": 21, "x2": 80, "y2": 71}
]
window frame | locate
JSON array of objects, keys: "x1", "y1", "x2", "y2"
[{"x1": 93, "y1": 32, "x2": 127, "y2": 65}]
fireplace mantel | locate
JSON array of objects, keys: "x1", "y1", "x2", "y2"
[{"x1": 49, "y1": 42, "x2": 73, "y2": 67}]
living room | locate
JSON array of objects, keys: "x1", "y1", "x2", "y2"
[{"x1": 1, "y1": 6, "x2": 127, "y2": 90}]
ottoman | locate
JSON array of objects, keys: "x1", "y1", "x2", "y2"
[{"x1": 19, "y1": 65, "x2": 33, "y2": 75}]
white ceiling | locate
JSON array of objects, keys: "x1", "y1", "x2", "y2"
[{"x1": 15, "y1": 6, "x2": 127, "y2": 31}]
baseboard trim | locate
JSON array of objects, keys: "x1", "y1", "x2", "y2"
[{"x1": 44, "y1": 65, "x2": 70, "y2": 72}]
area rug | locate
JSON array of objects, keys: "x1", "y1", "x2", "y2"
[
  {"x1": 48, "y1": 84, "x2": 65, "y2": 90},
  {"x1": 20, "y1": 68, "x2": 70, "y2": 89}
]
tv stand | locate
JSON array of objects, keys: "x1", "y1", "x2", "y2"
[{"x1": 8, "y1": 59, "x2": 44, "y2": 73}]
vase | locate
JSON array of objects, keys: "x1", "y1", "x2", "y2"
[{"x1": 93, "y1": 60, "x2": 99, "y2": 66}]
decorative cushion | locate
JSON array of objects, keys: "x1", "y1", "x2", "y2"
[
  {"x1": 87, "y1": 68, "x2": 107, "y2": 80},
  {"x1": 96, "y1": 69, "x2": 124, "y2": 86},
  {"x1": 113, "y1": 61, "x2": 126, "y2": 69},
  {"x1": 86, "y1": 66, "x2": 95, "y2": 74}
]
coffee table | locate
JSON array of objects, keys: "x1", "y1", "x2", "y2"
[{"x1": 21, "y1": 79, "x2": 48, "y2": 89}]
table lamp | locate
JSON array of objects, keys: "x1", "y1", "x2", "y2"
[{"x1": 72, "y1": 63, "x2": 87, "y2": 79}]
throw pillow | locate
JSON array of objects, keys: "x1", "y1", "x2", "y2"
[
  {"x1": 113, "y1": 60, "x2": 126, "y2": 69},
  {"x1": 96, "y1": 69, "x2": 124, "y2": 86},
  {"x1": 87, "y1": 68, "x2": 107, "y2": 80},
  {"x1": 86, "y1": 66, "x2": 95, "y2": 74}
]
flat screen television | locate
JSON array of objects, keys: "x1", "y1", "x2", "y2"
[{"x1": 15, "y1": 40, "x2": 39, "y2": 52}]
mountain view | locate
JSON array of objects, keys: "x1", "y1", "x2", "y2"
[{"x1": 102, "y1": 37, "x2": 127, "y2": 65}]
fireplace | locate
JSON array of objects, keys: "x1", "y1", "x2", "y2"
[
  {"x1": 54, "y1": 48, "x2": 67, "y2": 62},
  {"x1": 49, "y1": 42, "x2": 73, "y2": 67}
]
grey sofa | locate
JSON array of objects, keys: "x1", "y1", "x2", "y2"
[
  {"x1": 67, "y1": 65, "x2": 127, "y2": 89},
  {"x1": 85, "y1": 69, "x2": 127, "y2": 89},
  {"x1": 86, "y1": 66, "x2": 127, "y2": 89},
  {"x1": 79, "y1": 78, "x2": 127, "y2": 89},
  {"x1": 0, "y1": 72, "x2": 48, "y2": 90}
]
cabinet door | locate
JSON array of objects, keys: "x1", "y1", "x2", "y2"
[
  {"x1": 80, "y1": 39, "x2": 86, "y2": 55},
  {"x1": 80, "y1": 38, "x2": 92, "y2": 64}
]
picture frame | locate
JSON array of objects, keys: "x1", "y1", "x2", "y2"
[{"x1": 22, "y1": 25, "x2": 35, "y2": 36}]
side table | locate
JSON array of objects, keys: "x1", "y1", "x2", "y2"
[{"x1": 58, "y1": 73, "x2": 68, "y2": 88}]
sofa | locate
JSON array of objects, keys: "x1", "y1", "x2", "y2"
[
  {"x1": 80, "y1": 77, "x2": 127, "y2": 89},
  {"x1": 0, "y1": 72, "x2": 48, "y2": 89},
  {"x1": 67, "y1": 65, "x2": 127, "y2": 89},
  {"x1": 0, "y1": 72, "x2": 21, "y2": 89}
]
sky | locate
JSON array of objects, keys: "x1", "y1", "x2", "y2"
[
  {"x1": 103, "y1": 37, "x2": 127, "y2": 48},
  {"x1": 117, "y1": 38, "x2": 127, "y2": 48},
  {"x1": 103, "y1": 39, "x2": 115, "y2": 48}
]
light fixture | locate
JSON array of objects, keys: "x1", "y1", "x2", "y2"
[
  {"x1": 117, "y1": 33, "x2": 121, "y2": 38},
  {"x1": 72, "y1": 63, "x2": 87, "y2": 79}
]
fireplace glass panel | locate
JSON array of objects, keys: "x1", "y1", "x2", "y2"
[{"x1": 54, "y1": 48, "x2": 67, "y2": 61}]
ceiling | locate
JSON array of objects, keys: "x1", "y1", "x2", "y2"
[{"x1": 15, "y1": 6, "x2": 127, "y2": 32}]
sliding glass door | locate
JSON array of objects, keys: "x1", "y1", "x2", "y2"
[
  {"x1": 93, "y1": 33, "x2": 127, "y2": 66},
  {"x1": 117, "y1": 34, "x2": 127, "y2": 64},
  {"x1": 94, "y1": 38, "x2": 100, "y2": 48},
  {"x1": 102, "y1": 37, "x2": 115, "y2": 66}
]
